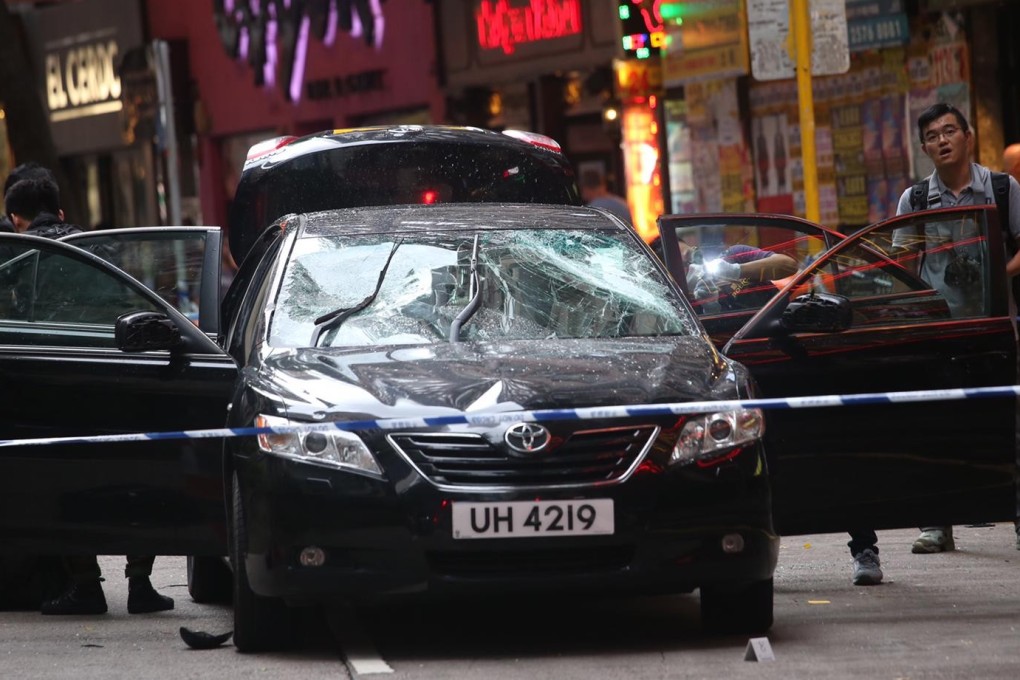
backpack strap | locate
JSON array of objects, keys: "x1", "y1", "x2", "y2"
[
  {"x1": 909, "y1": 179, "x2": 929, "y2": 212},
  {"x1": 991, "y1": 171, "x2": 1011, "y2": 244}
]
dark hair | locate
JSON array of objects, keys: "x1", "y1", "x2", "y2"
[
  {"x1": 917, "y1": 103, "x2": 970, "y2": 142},
  {"x1": 5, "y1": 177, "x2": 61, "y2": 220},
  {"x1": 3, "y1": 162, "x2": 57, "y2": 197}
]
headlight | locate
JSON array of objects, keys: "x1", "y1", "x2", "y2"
[
  {"x1": 255, "y1": 414, "x2": 384, "y2": 476},
  {"x1": 669, "y1": 408, "x2": 764, "y2": 467}
]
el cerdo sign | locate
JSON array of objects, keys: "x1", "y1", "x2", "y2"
[
  {"x1": 45, "y1": 40, "x2": 122, "y2": 123},
  {"x1": 33, "y1": 0, "x2": 145, "y2": 154}
]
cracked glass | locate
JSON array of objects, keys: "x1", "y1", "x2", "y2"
[{"x1": 269, "y1": 228, "x2": 697, "y2": 348}]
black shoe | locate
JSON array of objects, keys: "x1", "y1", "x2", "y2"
[
  {"x1": 127, "y1": 576, "x2": 174, "y2": 614},
  {"x1": 41, "y1": 580, "x2": 108, "y2": 615}
]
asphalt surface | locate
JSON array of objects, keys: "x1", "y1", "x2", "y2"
[{"x1": 1, "y1": 524, "x2": 1018, "y2": 679}]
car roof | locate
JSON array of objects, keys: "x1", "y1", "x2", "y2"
[{"x1": 290, "y1": 203, "x2": 632, "y2": 238}]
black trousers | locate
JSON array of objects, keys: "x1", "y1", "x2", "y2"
[
  {"x1": 847, "y1": 530, "x2": 878, "y2": 557},
  {"x1": 63, "y1": 555, "x2": 156, "y2": 584}
]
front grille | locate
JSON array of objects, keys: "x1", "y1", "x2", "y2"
[
  {"x1": 387, "y1": 425, "x2": 658, "y2": 490},
  {"x1": 427, "y1": 546, "x2": 634, "y2": 576}
]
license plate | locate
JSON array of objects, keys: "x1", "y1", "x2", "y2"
[{"x1": 451, "y1": 499, "x2": 614, "y2": 539}]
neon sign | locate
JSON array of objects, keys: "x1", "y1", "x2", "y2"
[
  {"x1": 476, "y1": 0, "x2": 582, "y2": 55},
  {"x1": 619, "y1": 0, "x2": 665, "y2": 59},
  {"x1": 214, "y1": 0, "x2": 385, "y2": 102}
]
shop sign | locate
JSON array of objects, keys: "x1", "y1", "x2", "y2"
[
  {"x1": 32, "y1": 0, "x2": 144, "y2": 155},
  {"x1": 614, "y1": 58, "x2": 662, "y2": 101},
  {"x1": 306, "y1": 69, "x2": 386, "y2": 101},
  {"x1": 846, "y1": 0, "x2": 908, "y2": 52},
  {"x1": 476, "y1": 0, "x2": 582, "y2": 55},
  {"x1": 662, "y1": 1, "x2": 748, "y2": 86},
  {"x1": 45, "y1": 41, "x2": 122, "y2": 123},
  {"x1": 214, "y1": 0, "x2": 386, "y2": 102}
]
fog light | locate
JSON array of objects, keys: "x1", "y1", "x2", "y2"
[
  {"x1": 299, "y1": 546, "x2": 326, "y2": 567},
  {"x1": 721, "y1": 533, "x2": 745, "y2": 554}
]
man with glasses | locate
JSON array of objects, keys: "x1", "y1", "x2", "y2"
[{"x1": 896, "y1": 103, "x2": 1020, "y2": 556}]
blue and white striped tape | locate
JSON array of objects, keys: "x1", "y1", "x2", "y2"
[{"x1": 2, "y1": 384, "x2": 1019, "y2": 448}]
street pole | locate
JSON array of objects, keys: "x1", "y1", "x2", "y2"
[{"x1": 791, "y1": 0, "x2": 820, "y2": 224}]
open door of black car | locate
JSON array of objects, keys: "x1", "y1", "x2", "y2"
[
  {"x1": 658, "y1": 206, "x2": 1016, "y2": 534},
  {"x1": 0, "y1": 230, "x2": 235, "y2": 557}
]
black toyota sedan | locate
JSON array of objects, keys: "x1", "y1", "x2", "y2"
[
  {"x1": 218, "y1": 204, "x2": 776, "y2": 650},
  {"x1": 0, "y1": 201, "x2": 1014, "y2": 654}
]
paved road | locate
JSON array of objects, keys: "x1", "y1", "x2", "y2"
[{"x1": 1, "y1": 524, "x2": 1018, "y2": 679}]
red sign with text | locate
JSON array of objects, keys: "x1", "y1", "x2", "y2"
[{"x1": 476, "y1": 0, "x2": 582, "y2": 55}]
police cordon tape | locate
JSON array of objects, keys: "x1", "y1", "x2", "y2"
[{"x1": 2, "y1": 384, "x2": 1020, "y2": 448}]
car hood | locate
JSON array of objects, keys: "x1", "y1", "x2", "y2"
[{"x1": 249, "y1": 338, "x2": 736, "y2": 421}]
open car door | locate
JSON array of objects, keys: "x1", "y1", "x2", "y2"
[
  {"x1": 656, "y1": 214, "x2": 845, "y2": 346},
  {"x1": 658, "y1": 206, "x2": 1016, "y2": 535},
  {"x1": 0, "y1": 230, "x2": 235, "y2": 557}
]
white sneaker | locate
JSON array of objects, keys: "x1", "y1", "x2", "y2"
[{"x1": 912, "y1": 526, "x2": 955, "y2": 554}]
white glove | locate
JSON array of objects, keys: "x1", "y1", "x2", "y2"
[
  {"x1": 704, "y1": 258, "x2": 741, "y2": 280},
  {"x1": 685, "y1": 264, "x2": 714, "y2": 300}
]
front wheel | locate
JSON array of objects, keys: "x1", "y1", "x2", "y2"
[
  {"x1": 700, "y1": 577, "x2": 774, "y2": 635},
  {"x1": 231, "y1": 473, "x2": 291, "y2": 653}
]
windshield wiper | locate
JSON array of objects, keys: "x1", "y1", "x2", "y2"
[
  {"x1": 310, "y1": 239, "x2": 402, "y2": 347},
  {"x1": 450, "y1": 234, "x2": 481, "y2": 342}
]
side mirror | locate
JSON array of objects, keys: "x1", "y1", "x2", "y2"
[
  {"x1": 115, "y1": 311, "x2": 182, "y2": 352},
  {"x1": 780, "y1": 292, "x2": 852, "y2": 333}
]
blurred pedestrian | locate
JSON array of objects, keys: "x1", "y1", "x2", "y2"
[
  {"x1": 580, "y1": 170, "x2": 633, "y2": 226},
  {"x1": 1005, "y1": 143, "x2": 1020, "y2": 184},
  {"x1": 4, "y1": 174, "x2": 174, "y2": 615}
]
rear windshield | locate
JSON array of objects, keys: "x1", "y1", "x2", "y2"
[{"x1": 230, "y1": 141, "x2": 580, "y2": 259}]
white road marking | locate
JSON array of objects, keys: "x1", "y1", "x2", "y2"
[{"x1": 327, "y1": 605, "x2": 394, "y2": 675}]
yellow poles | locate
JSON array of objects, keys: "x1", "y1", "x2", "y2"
[{"x1": 790, "y1": 0, "x2": 820, "y2": 224}]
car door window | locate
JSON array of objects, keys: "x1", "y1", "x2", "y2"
[
  {"x1": 63, "y1": 228, "x2": 225, "y2": 336},
  {"x1": 0, "y1": 239, "x2": 159, "y2": 347},
  {"x1": 656, "y1": 215, "x2": 840, "y2": 347},
  {"x1": 63, "y1": 229, "x2": 213, "y2": 321},
  {"x1": 794, "y1": 207, "x2": 992, "y2": 326}
]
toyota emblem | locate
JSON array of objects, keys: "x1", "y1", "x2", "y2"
[{"x1": 504, "y1": 422, "x2": 551, "y2": 455}]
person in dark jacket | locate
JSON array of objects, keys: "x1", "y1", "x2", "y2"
[{"x1": 3, "y1": 175, "x2": 173, "y2": 615}]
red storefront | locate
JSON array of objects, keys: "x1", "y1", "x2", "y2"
[{"x1": 145, "y1": 0, "x2": 445, "y2": 235}]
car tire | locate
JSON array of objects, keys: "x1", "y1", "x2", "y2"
[
  {"x1": 186, "y1": 555, "x2": 233, "y2": 604},
  {"x1": 231, "y1": 473, "x2": 291, "y2": 653},
  {"x1": 700, "y1": 577, "x2": 774, "y2": 635}
]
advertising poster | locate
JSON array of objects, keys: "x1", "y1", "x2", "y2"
[
  {"x1": 749, "y1": 79, "x2": 796, "y2": 216},
  {"x1": 832, "y1": 93, "x2": 869, "y2": 227},
  {"x1": 685, "y1": 80, "x2": 750, "y2": 214}
]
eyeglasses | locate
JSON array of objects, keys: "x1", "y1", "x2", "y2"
[{"x1": 923, "y1": 125, "x2": 961, "y2": 145}]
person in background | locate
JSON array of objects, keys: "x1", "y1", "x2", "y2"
[
  {"x1": 1004, "y1": 144, "x2": 1020, "y2": 185},
  {"x1": 580, "y1": 170, "x2": 633, "y2": 226},
  {"x1": 1, "y1": 162, "x2": 57, "y2": 233},
  {"x1": 892, "y1": 104, "x2": 1020, "y2": 558},
  {"x1": 4, "y1": 175, "x2": 174, "y2": 615}
]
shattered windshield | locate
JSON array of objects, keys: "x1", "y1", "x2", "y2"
[{"x1": 269, "y1": 229, "x2": 696, "y2": 348}]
